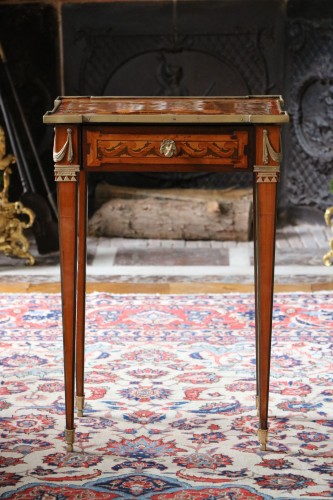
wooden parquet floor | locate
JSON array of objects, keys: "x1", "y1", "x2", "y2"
[{"x1": 1, "y1": 282, "x2": 332, "y2": 294}]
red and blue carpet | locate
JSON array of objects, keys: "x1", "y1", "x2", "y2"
[{"x1": 0, "y1": 292, "x2": 332, "y2": 499}]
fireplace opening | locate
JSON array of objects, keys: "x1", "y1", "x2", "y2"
[{"x1": 1, "y1": 0, "x2": 332, "y2": 229}]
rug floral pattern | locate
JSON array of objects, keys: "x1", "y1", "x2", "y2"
[{"x1": 0, "y1": 292, "x2": 332, "y2": 499}]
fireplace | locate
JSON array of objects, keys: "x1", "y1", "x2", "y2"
[{"x1": 0, "y1": 0, "x2": 332, "y2": 219}]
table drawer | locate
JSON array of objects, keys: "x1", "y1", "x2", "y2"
[{"x1": 85, "y1": 127, "x2": 249, "y2": 169}]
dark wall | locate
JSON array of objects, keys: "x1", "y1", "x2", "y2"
[
  {"x1": 0, "y1": 3, "x2": 59, "y2": 200},
  {"x1": 0, "y1": 0, "x2": 332, "y2": 217}
]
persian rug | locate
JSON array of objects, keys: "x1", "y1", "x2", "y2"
[{"x1": 0, "y1": 292, "x2": 332, "y2": 499}]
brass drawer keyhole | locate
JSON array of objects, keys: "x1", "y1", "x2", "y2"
[{"x1": 160, "y1": 139, "x2": 177, "y2": 158}]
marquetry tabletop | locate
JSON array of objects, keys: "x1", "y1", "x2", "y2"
[{"x1": 43, "y1": 95, "x2": 289, "y2": 124}]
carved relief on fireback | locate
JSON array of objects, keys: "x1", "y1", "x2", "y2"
[
  {"x1": 75, "y1": 30, "x2": 272, "y2": 99},
  {"x1": 296, "y1": 76, "x2": 333, "y2": 161},
  {"x1": 286, "y1": 19, "x2": 333, "y2": 209}
]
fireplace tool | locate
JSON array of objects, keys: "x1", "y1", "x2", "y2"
[
  {"x1": 0, "y1": 42, "x2": 59, "y2": 254},
  {"x1": 0, "y1": 125, "x2": 35, "y2": 265}
]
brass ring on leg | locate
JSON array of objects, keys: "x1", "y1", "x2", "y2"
[
  {"x1": 76, "y1": 395, "x2": 85, "y2": 417},
  {"x1": 258, "y1": 429, "x2": 268, "y2": 451},
  {"x1": 65, "y1": 428, "x2": 75, "y2": 452}
]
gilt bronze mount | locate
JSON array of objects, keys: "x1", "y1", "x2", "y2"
[{"x1": 0, "y1": 126, "x2": 35, "y2": 265}]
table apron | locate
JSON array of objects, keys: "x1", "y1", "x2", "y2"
[{"x1": 83, "y1": 125, "x2": 252, "y2": 171}]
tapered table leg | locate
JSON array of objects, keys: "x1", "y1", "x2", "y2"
[
  {"x1": 76, "y1": 170, "x2": 87, "y2": 417},
  {"x1": 254, "y1": 126, "x2": 281, "y2": 451},
  {"x1": 57, "y1": 181, "x2": 78, "y2": 452},
  {"x1": 253, "y1": 176, "x2": 260, "y2": 417},
  {"x1": 255, "y1": 180, "x2": 277, "y2": 450}
]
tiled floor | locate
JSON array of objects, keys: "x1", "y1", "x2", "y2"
[{"x1": 0, "y1": 221, "x2": 332, "y2": 285}]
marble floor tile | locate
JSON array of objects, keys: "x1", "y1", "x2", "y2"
[
  {"x1": 0, "y1": 222, "x2": 332, "y2": 285},
  {"x1": 114, "y1": 248, "x2": 229, "y2": 266}
]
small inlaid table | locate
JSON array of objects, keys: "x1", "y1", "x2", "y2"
[{"x1": 44, "y1": 96, "x2": 289, "y2": 452}]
